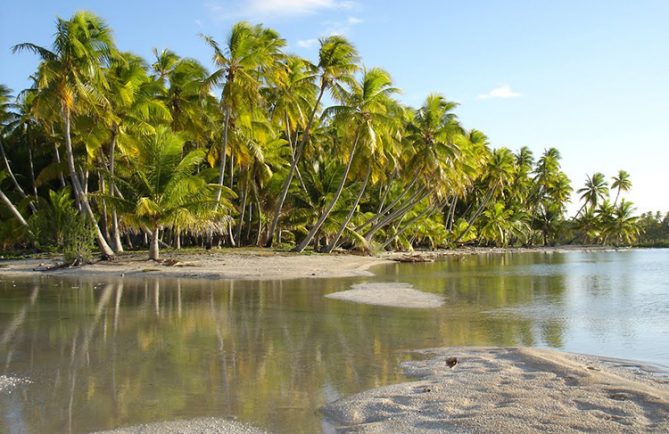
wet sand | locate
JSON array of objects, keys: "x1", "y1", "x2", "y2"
[
  {"x1": 92, "y1": 418, "x2": 269, "y2": 434},
  {"x1": 326, "y1": 282, "x2": 445, "y2": 308},
  {"x1": 323, "y1": 347, "x2": 669, "y2": 433}
]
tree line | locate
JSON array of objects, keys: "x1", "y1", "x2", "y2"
[{"x1": 0, "y1": 12, "x2": 646, "y2": 261}]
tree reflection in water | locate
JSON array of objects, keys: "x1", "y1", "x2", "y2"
[{"x1": 3, "y1": 250, "x2": 665, "y2": 434}]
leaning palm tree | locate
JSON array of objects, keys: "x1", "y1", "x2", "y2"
[
  {"x1": 13, "y1": 11, "x2": 117, "y2": 258},
  {"x1": 267, "y1": 35, "x2": 360, "y2": 247},
  {"x1": 111, "y1": 126, "x2": 233, "y2": 260},
  {"x1": 576, "y1": 172, "x2": 609, "y2": 217},
  {"x1": 293, "y1": 67, "x2": 398, "y2": 253},
  {"x1": 611, "y1": 170, "x2": 631, "y2": 205}
]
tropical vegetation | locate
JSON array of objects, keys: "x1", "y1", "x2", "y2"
[{"x1": 0, "y1": 12, "x2": 645, "y2": 260}]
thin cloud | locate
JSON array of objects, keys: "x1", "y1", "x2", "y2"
[
  {"x1": 206, "y1": 0, "x2": 355, "y2": 19},
  {"x1": 294, "y1": 15, "x2": 362, "y2": 50},
  {"x1": 297, "y1": 38, "x2": 319, "y2": 48},
  {"x1": 477, "y1": 84, "x2": 521, "y2": 100},
  {"x1": 324, "y1": 15, "x2": 364, "y2": 35}
]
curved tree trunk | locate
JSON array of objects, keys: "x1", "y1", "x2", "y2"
[
  {"x1": 293, "y1": 130, "x2": 361, "y2": 253},
  {"x1": 267, "y1": 86, "x2": 326, "y2": 247},
  {"x1": 108, "y1": 128, "x2": 123, "y2": 253},
  {"x1": 0, "y1": 187, "x2": 31, "y2": 230},
  {"x1": 63, "y1": 107, "x2": 115, "y2": 259},
  {"x1": 323, "y1": 163, "x2": 371, "y2": 253}
]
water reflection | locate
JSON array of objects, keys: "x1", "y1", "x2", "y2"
[{"x1": 1, "y1": 249, "x2": 668, "y2": 434}]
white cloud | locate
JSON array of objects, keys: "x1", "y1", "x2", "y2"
[
  {"x1": 477, "y1": 84, "x2": 521, "y2": 100},
  {"x1": 297, "y1": 38, "x2": 319, "y2": 48},
  {"x1": 324, "y1": 15, "x2": 363, "y2": 35},
  {"x1": 206, "y1": 0, "x2": 355, "y2": 19}
]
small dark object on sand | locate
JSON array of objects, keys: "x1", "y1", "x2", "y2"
[{"x1": 446, "y1": 357, "x2": 458, "y2": 368}]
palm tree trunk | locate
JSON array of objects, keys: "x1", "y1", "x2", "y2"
[
  {"x1": 324, "y1": 163, "x2": 371, "y2": 253},
  {"x1": 381, "y1": 202, "x2": 441, "y2": 250},
  {"x1": 63, "y1": 107, "x2": 115, "y2": 259},
  {"x1": 364, "y1": 188, "x2": 429, "y2": 243},
  {"x1": 52, "y1": 140, "x2": 67, "y2": 188},
  {"x1": 293, "y1": 129, "x2": 361, "y2": 253},
  {"x1": 253, "y1": 183, "x2": 263, "y2": 246},
  {"x1": 355, "y1": 176, "x2": 418, "y2": 233},
  {"x1": 108, "y1": 128, "x2": 123, "y2": 253},
  {"x1": 0, "y1": 140, "x2": 26, "y2": 198},
  {"x1": 214, "y1": 107, "x2": 231, "y2": 206},
  {"x1": 149, "y1": 225, "x2": 160, "y2": 260},
  {"x1": 27, "y1": 140, "x2": 38, "y2": 200},
  {"x1": 267, "y1": 86, "x2": 326, "y2": 247},
  {"x1": 0, "y1": 187, "x2": 31, "y2": 230},
  {"x1": 454, "y1": 185, "x2": 497, "y2": 244},
  {"x1": 99, "y1": 174, "x2": 110, "y2": 241},
  {"x1": 234, "y1": 176, "x2": 249, "y2": 245}
]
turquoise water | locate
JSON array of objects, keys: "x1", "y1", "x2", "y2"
[{"x1": 1, "y1": 249, "x2": 667, "y2": 433}]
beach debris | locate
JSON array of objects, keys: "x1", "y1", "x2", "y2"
[
  {"x1": 446, "y1": 357, "x2": 458, "y2": 368},
  {"x1": 393, "y1": 255, "x2": 434, "y2": 263}
]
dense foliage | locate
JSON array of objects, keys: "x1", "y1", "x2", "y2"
[{"x1": 0, "y1": 12, "x2": 645, "y2": 259}]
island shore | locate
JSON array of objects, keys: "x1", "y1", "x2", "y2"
[
  {"x1": 0, "y1": 245, "x2": 624, "y2": 281},
  {"x1": 323, "y1": 347, "x2": 669, "y2": 433}
]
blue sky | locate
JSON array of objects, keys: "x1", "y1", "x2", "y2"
[{"x1": 2, "y1": 0, "x2": 668, "y2": 214}]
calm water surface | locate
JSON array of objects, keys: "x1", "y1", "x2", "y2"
[{"x1": 1, "y1": 249, "x2": 668, "y2": 433}]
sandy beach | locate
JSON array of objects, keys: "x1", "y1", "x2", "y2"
[
  {"x1": 323, "y1": 347, "x2": 669, "y2": 433},
  {"x1": 0, "y1": 250, "x2": 392, "y2": 281}
]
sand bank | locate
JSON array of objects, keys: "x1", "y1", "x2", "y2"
[
  {"x1": 323, "y1": 347, "x2": 669, "y2": 433},
  {"x1": 326, "y1": 282, "x2": 444, "y2": 308},
  {"x1": 92, "y1": 418, "x2": 268, "y2": 434},
  {"x1": 0, "y1": 251, "x2": 391, "y2": 281}
]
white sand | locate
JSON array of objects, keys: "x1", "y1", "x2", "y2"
[
  {"x1": 0, "y1": 252, "x2": 391, "y2": 281},
  {"x1": 326, "y1": 282, "x2": 445, "y2": 308},
  {"x1": 91, "y1": 418, "x2": 269, "y2": 434},
  {"x1": 323, "y1": 347, "x2": 669, "y2": 433}
]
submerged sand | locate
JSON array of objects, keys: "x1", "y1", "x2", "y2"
[
  {"x1": 326, "y1": 282, "x2": 445, "y2": 308},
  {"x1": 323, "y1": 347, "x2": 669, "y2": 433},
  {"x1": 92, "y1": 418, "x2": 268, "y2": 434}
]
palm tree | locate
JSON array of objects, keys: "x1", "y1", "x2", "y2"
[
  {"x1": 111, "y1": 126, "x2": 232, "y2": 260},
  {"x1": 293, "y1": 67, "x2": 398, "y2": 252},
  {"x1": 0, "y1": 85, "x2": 27, "y2": 199},
  {"x1": 202, "y1": 22, "x2": 286, "y2": 214},
  {"x1": 606, "y1": 199, "x2": 639, "y2": 245},
  {"x1": 13, "y1": 11, "x2": 117, "y2": 258},
  {"x1": 267, "y1": 35, "x2": 359, "y2": 247},
  {"x1": 104, "y1": 52, "x2": 172, "y2": 252},
  {"x1": 576, "y1": 172, "x2": 609, "y2": 217},
  {"x1": 611, "y1": 170, "x2": 631, "y2": 205}
]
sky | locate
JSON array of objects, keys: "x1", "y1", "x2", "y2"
[{"x1": 1, "y1": 0, "x2": 668, "y2": 214}]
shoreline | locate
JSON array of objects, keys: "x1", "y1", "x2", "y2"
[
  {"x1": 0, "y1": 245, "x2": 629, "y2": 281},
  {"x1": 323, "y1": 346, "x2": 669, "y2": 433}
]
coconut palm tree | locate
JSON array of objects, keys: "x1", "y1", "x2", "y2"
[
  {"x1": 611, "y1": 170, "x2": 631, "y2": 205},
  {"x1": 202, "y1": 22, "x2": 286, "y2": 211},
  {"x1": 111, "y1": 126, "x2": 232, "y2": 260},
  {"x1": 576, "y1": 172, "x2": 609, "y2": 217},
  {"x1": 13, "y1": 11, "x2": 117, "y2": 258},
  {"x1": 267, "y1": 35, "x2": 359, "y2": 247},
  {"x1": 293, "y1": 67, "x2": 398, "y2": 252}
]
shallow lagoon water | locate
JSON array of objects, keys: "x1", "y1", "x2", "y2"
[{"x1": 1, "y1": 249, "x2": 668, "y2": 433}]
